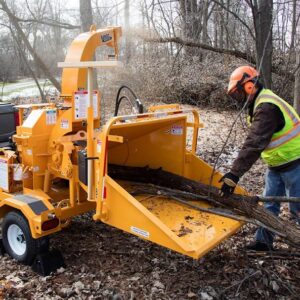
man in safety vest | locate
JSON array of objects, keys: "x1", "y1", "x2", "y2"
[{"x1": 219, "y1": 65, "x2": 300, "y2": 251}]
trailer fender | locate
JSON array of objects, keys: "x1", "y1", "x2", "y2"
[{"x1": 0, "y1": 194, "x2": 61, "y2": 238}]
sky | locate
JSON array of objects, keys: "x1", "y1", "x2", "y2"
[{"x1": 62, "y1": 0, "x2": 142, "y2": 27}]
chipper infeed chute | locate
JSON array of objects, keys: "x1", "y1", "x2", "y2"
[{"x1": 94, "y1": 109, "x2": 245, "y2": 259}]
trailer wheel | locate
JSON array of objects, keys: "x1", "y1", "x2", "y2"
[{"x1": 2, "y1": 211, "x2": 49, "y2": 265}]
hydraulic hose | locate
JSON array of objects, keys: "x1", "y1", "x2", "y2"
[{"x1": 114, "y1": 85, "x2": 143, "y2": 116}]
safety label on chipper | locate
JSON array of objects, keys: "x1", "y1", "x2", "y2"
[
  {"x1": 171, "y1": 125, "x2": 183, "y2": 135},
  {"x1": 0, "y1": 158, "x2": 9, "y2": 191},
  {"x1": 74, "y1": 91, "x2": 99, "y2": 120},
  {"x1": 46, "y1": 110, "x2": 57, "y2": 125},
  {"x1": 130, "y1": 226, "x2": 150, "y2": 238},
  {"x1": 60, "y1": 119, "x2": 69, "y2": 129},
  {"x1": 165, "y1": 125, "x2": 183, "y2": 135}
]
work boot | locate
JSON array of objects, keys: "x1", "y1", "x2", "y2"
[{"x1": 246, "y1": 241, "x2": 274, "y2": 251}]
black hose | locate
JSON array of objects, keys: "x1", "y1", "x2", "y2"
[{"x1": 114, "y1": 85, "x2": 143, "y2": 116}]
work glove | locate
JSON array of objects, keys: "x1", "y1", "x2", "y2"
[{"x1": 219, "y1": 172, "x2": 239, "y2": 197}]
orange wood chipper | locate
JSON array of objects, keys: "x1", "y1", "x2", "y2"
[{"x1": 0, "y1": 26, "x2": 246, "y2": 273}]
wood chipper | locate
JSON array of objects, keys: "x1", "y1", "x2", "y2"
[{"x1": 0, "y1": 26, "x2": 246, "y2": 272}]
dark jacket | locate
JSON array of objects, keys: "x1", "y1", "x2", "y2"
[{"x1": 230, "y1": 99, "x2": 299, "y2": 178}]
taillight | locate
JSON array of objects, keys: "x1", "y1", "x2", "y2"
[
  {"x1": 14, "y1": 111, "x2": 20, "y2": 126},
  {"x1": 41, "y1": 218, "x2": 59, "y2": 231}
]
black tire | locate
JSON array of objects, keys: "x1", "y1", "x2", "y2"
[{"x1": 2, "y1": 211, "x2": 49, "y2": 265}]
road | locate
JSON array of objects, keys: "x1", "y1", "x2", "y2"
[{"x1": 0, "y1": 78, "x2": 56, "y2": 101}]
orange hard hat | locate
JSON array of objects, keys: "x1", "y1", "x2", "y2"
[{"x1": 227, "y1": 66, "x2": 259, "y2": 95}]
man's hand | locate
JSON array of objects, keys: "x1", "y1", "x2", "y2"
[{"x1": 219, "y1": 172, "x2": 239, "y2": 197}]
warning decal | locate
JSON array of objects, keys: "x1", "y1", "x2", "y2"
[
  {"x1": 46, "y1": 110, "x2": 57, "y2": 125},
  {"x1": 61, "y1": 119, "x2": 69, "y2": 129},
  {"x1": 165, "y1": 125, "x2": 184, "y2": 135},
  {"x1": 97, "y1": 140, "x2": 102, "y2": 153},
  {"x1": 130, "y1": 226, "x2": 150, "y2": 238},
  {"x1": 74, "y1": 91, "x2": 99, "y2": 120},
  {"x1": 171, "y1": 125, "x2": 183, "y2": 135},
  {"x1": 0, "y1": 158, "x2": 9, "y2": 191}
]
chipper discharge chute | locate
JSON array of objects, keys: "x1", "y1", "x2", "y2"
[{"x1": 0, "y1": 26, "x2": 246, "y2": 271}]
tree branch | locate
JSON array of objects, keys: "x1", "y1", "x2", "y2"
[
  {"x1": 144, "y1": 36, "x2": 256, "y2": 63},
  {"x1": 15, "y1": 16, "x2": 80, "y2": 30},
  {"x1": 211, "y1": 0, "x2": 256, "y2": 40},
  {"x1": 109, "y1": 164, "x2": 300, "y2": 248},
  {"x1": 144, "y1": 36, "x2": 295, "y2": 81},
  {"x1": 0, "y1": 0, "x2": 61, "y2": 91}
]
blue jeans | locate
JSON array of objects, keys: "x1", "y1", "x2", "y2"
[{"x1": 255, "y1": 164, "x2": 300, "y2": 246}]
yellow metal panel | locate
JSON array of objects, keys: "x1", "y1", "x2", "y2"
[
  {"x1": 100, "y1": 176, "x2": 194, "y2": 254},
  {"x1": 183, "y1": 152, "x2": 247, "y2": 195},
  {"x1": 141, "y1": 197, "x2": 241, "y2": 258},
  {"x1": 61, "y1": 27, "x2": 122, "y2": 95},
  {"x1": 22, "y1": 110, "x2": 44, "y2": 128},
  {"x1": 98, "y1": 176, "x2": 241, "y2": 259},
  {"x1": 108, "y1": 117, "x2": 187, "y2": 175}
]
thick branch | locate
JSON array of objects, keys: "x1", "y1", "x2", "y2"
[
  {"x1": 145, "y1": 36, "x2": 256, "y2": 62},
  {"x1": 15, "y1": 17, "x2": 80, "y2": 30},
  {"x1": 109, "y1": 164, "x2": 300, "y2": 248},
  {"x1": 145, "y1": 36, "x2": 295, "y2": 81}
]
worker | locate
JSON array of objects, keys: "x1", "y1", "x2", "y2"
[{"x1": 219, "y1": 65, "x2": 300, "y2": 251}]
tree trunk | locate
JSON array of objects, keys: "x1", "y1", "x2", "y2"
[
  {"x1": 11, "y1": 29, "x2": 46, "y2": 102},
  {"x1": 290, "y1": 0, "x2": 297, "y2": 50},
  {"x1": 79, "y1": 0, "x2": 93, "y2": 32},
  {"x1": 179, "y1": 0, "x2": 201, "y2": 56},
  {"x1": 225, "y1": 0, "x2": 230, "y2": 49},
  {"x1": 108, "y1": 164, "x2": 300, "y2": 248},
  {"x1": 214, "y1": 10, "x2": 218, "y2": 48},
  {"x1": 294, "y1": 51, "x2": 300, "y2": 114},
  {"x1": 124, "y1": 0, "x2": 131, "y2": 64},
  {"x1": 201, "y1": 0, "x2": 209, "y2": 44},
  {"x1": 251, "y1": 0, "x2": 273, "y2": 88},
  {"x1": 219, "y1": 9, "x2": 224, "y2": 49}
]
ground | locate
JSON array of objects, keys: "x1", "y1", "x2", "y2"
[{"x1": 0, "y1": 101, "x2": 300, "y2": 300}]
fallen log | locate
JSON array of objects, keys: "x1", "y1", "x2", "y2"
[{"x1": 108, "y1": 164, "x2": 300, "y2": 248}]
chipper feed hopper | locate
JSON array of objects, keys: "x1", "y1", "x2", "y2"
[{"x1": 0, "y1": 26, "x2": 246, "y2": 269}]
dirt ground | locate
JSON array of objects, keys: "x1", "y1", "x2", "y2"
[{"x1": 0, "y1": 104, "x2": 299, "y2": 300}]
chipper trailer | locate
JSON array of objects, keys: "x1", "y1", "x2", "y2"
[{"x1": 0, "y1": 26, "x2": 247, "y2": 272}]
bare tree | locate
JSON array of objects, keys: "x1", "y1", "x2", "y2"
[
  {"x1": 10, "y1": 28, "x2": 46, "y2": 102},
  {"x1": 294, "y1": 51, "x2": 300, "y2": 114},
  {"x1": 291, "y1": 0, "x2": 297, "y2": 50},
  {"x1": 247, "y1": 0, "x2": 273, "y2": 88},
  {"x1": 0, "y1": 0, "x2": 61, "y2": 91},
  {"x1": 124, "y1": 0, "x2": 131, "y2": 63},
  {"x1": 80, "y1": 0, "x2": 93, "y2": 32}
]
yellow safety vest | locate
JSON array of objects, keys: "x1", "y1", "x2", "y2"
[{"x1": 252, "y1": 89, "x2": 300, "y2": 167}]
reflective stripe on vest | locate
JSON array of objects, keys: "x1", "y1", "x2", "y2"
[
  {"x1": 266, "y1": 122, "x2": 300, "y2": 150},
  {"x1": 255, "y1": 93, "x2": 300, "y2": 150},
  {"x1": 256, "y1": 94, "x2": 299, "y2": 125},
  {"x1": 253, "y1": 90, "x2": 300, "y2": 167}
]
